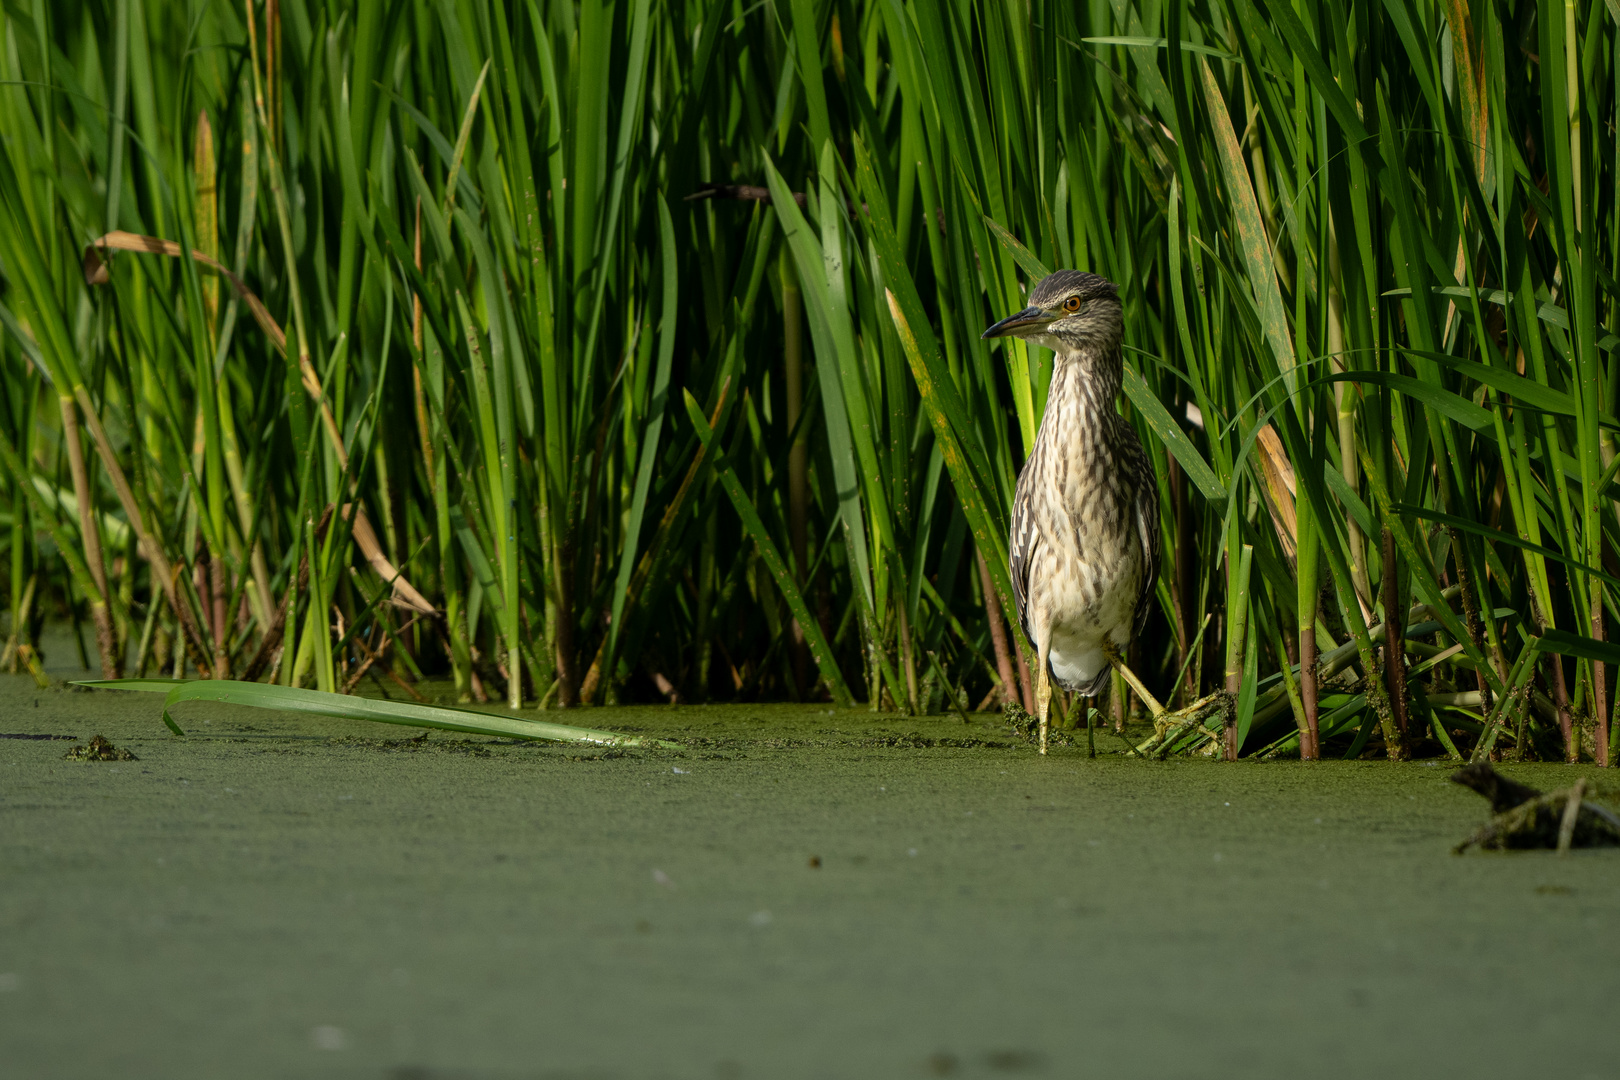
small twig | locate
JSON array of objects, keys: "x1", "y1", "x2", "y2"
[
  {"x1": 1113, "y1": 724, "x2": 1140, "y2": 757},
  {"x1": 686, "y1": 184, "x2": 947, "y2": 234},
  {"x1": 1557, "y1": 777, "x2": 1587, "y2": 855},
  {"x1": 239, "y1": 505, "x2": 334, "y2": 683},
  {"x1": 341, "y1": 613, "x2": 428, "y2": 699},
  {"x1": 685, "y1": 183, "x2": 806, "y2": 208},
  {"x1": 340, "y1": 631, "x2": 387, "y2": 695},
  {"x1": 1169, "y1": 613, "x2": 1213, "y2": 705},
  {"x1": 926, "y1": 649, "x2": 971, "y2": 724}
]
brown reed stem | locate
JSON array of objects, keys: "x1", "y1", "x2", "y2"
[
  {"x1": 1380, "y1": 527, "x2": 1410, "y2": 760},
  {"x1": 59, "y1": 397, "x2": 117, "y2": 678},
  {"x1": 978, "y1": 549, "x2": 1018, "y2": 709}
]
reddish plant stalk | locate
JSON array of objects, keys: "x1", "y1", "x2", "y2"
[
  {"x1": 1381, "y1": 527, "x2": 1410, "y2": 760},
  {"x1": 978, "y1": 550, "x2": 1018, "y2": 709}
]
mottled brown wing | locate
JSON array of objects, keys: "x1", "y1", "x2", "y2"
[
  {"x1": 1125, "y1": 428, "x2": 1161, "y2": 641},
  {"x1": 1007, "y1": 467, "x2": 1039, "y2": 644}
]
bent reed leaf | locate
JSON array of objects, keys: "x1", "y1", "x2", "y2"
[{"x1": 74, "y1": 680, "x2": 681, "y2": 748}]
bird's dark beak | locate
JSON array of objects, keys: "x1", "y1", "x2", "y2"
[{"x1": 980, "y1": 306, "x2": 1049, "y2": 340}]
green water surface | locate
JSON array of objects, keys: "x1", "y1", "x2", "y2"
[{"x1": 1, "y1": 668, "x2": 1616, "y2": 1079}]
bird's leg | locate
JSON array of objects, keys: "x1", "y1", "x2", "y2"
[
  {"x1": 1101, "y1": 640, "x2": 1166, "y2": 720},
  {"x1": 1085, "y1": 694, "x2": 1096, "y2": 758},
  {"x1": 1036, "y1": 640, "x2": 1052, "y2": 755}
]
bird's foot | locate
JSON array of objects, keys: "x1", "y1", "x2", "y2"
[{"x1": 1133, "y1": 692, "x2": 1232, "y2": 757}]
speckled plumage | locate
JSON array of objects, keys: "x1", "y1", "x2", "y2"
[{"x1": 983, "y1": 270, "x2": 1159, "y2": 747}]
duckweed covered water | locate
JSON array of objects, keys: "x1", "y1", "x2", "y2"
[{"x1": 2, "y1": 670, "x2": 1616, "y2": 1079}]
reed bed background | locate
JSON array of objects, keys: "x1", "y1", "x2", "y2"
[{"x1": 1, "y1": 0, "x2": 1615, "y2": 763}]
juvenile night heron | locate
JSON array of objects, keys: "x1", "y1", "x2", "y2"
[{"x1": 982, "y1": 271, "x2": 1159, "y2": 754}]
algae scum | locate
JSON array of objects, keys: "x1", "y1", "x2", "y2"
[{"x1": 3, "y1": 674, "x2": 1618, "y2": 1079}]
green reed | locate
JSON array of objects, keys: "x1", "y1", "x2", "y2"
[{"x1": 0, "y1": 0, "x2": 1615, "y2": 763}]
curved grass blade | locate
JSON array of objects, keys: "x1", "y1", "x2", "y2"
[
  {"x1": 73, "y1": 680, "x2": 682, "y2": 748},
  {"x1": 82, "y1": 232, "x2": 287, "y2": 354},
  {"x1": 1321, "y1": 371, "x2": 1494, "y2": 432},
  {"x1": 1252, "y1": 0, "x2": 1375, "y2": 148},
  {"x1": 983, "y1": 215, "x2": 1052, "y2": 281},
  {"x1": 1077, "y1": 36, "x2": 1242, "y2": 62},
  {"x1": 763, "y1": 152, "x2": 880, "y2": 614},
  {"x1": 681, "y1": 390, "x2": 855, "y2": 707},
  {"x1": 1199, "y1": 58, "x2": 1296, "y2": 387},
  {"x1": 607, "y1": 196, "x2": 679, "y2": 671},
  {"x1": 1394, "y1": 505, "x2": 1620, "y2": 589},
  {"x1": 1121, "y1": 366, "x2": 1226, "y2": 501},
  {"x1": 1399, "y1": 348, "x2": 1584, "y2": 420},
  {"x1": 852, "y1": 138, "x2": 1015, "y2": 632},
  {"x1": 1531, "y1": 629, "x2": 1620, "y2": 666}
]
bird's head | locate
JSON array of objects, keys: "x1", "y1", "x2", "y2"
[{"x1": 980, "y1": 270, "x2": 1122, "y2": 354}]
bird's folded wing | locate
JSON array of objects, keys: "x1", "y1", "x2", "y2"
[{"x1": 1008, "y1": 476, "x2": 1038, "y2": 642}]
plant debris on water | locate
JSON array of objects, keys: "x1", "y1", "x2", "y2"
[
  {"x1": 63, "y1": 735, "x2": 136, "y2": 762},
  {"x1": 1452, "y1": 764, "x2": 1620, "y2": 853}
]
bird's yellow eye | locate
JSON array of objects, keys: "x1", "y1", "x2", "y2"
[{"x1": 1063, "y1": 296, "x2": 1084, "y2": 313}]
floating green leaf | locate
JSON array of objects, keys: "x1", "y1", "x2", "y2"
[{"x1": 75, "y1": 680, "x2": 682, "y2": 748}]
